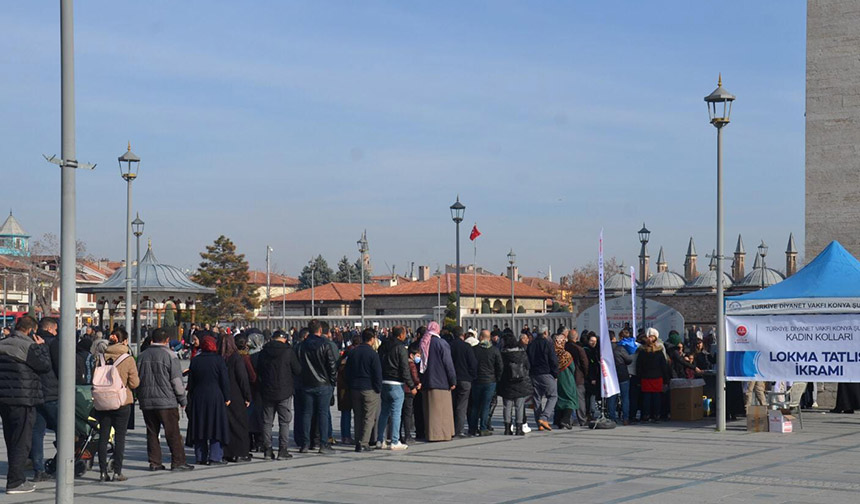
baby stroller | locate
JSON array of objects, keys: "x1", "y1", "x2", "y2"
[{"x1": 45, "y1": 386, "x2": 114, "y2": 478}]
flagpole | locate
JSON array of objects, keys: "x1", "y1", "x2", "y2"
[{"x1": 473, "y1": 228, "x2": 477, "y2": 329}]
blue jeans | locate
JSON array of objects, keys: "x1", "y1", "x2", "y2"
[
  {"x1": 301, "y1": 386, "x2": 333, "y2": 448},
  {"x1": 468, "y1": 383, "x2": 496, "y2": 432},
  {"x1": 194, "y1": 440, "x2": 223, "y2": 463},
  {"x1": 340, "y1": 409, "x2": 352, "y2": 440},
  {"x1": 293, "y1": 386, "x2": 305, "y2": 447},
  {"x1": 607, "y1": 381, "x2": 630, "y2": 422},
  {"x1": 31, "y1": 400, "x2": 58, "y2": 473},
  {"x1": 377, "y1": 384, "x2": 405, "y2": 445}
]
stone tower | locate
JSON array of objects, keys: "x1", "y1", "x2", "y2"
[
  {"x1": 732, "y1": 234, "x2": 746, "y2": 282},
  {"x1": 806, "y1": 1, "x2": 860, "y2": 259},
  {"x1": 786, "y1": 233, "x2": 798, "y2": 277},
  {"x1": 656, "y1": 247, "x2": 668, "y2": 273},
  {"x1": 684, "y1": 237, "x2": 698, "y2": 282},
  {"x1": 639, "y1": 242, "x2": 651, "y2": 281}
]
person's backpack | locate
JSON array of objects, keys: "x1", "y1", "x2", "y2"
[{"x1": 92, "y1": 353, "x2": 131, "y2": 411}]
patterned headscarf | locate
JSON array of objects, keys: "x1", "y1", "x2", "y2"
[
  {"x1": 420, "y1": 321, "x2": 440, "y2": 374},
  {"x1": 554, "y1": 333, "x2": 573, "y2": 372}
]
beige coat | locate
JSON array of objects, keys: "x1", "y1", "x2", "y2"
[{"x1": 99, "y1": 343, "x2": 140, "y2": 406}]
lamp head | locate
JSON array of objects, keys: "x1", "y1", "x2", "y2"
[
  {"x1": 450, "y1": 196, "x2": 465, "y2": 223},
  {"x1": 704, "y1": 74, "x2": 735, "y2": 127}
]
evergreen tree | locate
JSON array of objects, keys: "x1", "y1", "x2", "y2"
[
  {"x1": 353, "y1": 257, "x2": 371, "y2": 282},
  {"x1": 299, "y1": 255, "x2": 334, "y2": 290},
  {"x1": 193, "y1": 235, "x2": 259, "y2": 322},
  {"x1": 335, "y1": 256, "x2": 356, "y2": 283},
  {"x1": 444, "y1": 292, "x2": 458, "y2": 329}
]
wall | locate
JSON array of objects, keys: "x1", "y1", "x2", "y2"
[{"x1": 806, "y1": 0, "x2": 860, "y2": 259}]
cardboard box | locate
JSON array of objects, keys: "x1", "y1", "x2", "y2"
[
  {"x1": 747, "y1": 405, "x2": 768, "y2": 432},
  {"x1": 670, "y1": 385, "x2": 704, "y2": 421},
  {"x1": 768, "y1": 410, "x2": 793, "y2": 433}
]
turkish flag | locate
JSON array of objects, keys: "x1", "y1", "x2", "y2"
[{"x1": 470, "y1": 225, "x2": 481, "y2": 241}]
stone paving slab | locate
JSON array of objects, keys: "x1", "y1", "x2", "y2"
[{"x1": 2, "y1": 408, "x2": 859, "y2": 503}]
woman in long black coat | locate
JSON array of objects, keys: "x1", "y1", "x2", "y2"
[
  {"x1": 498, "y1": 332, "x2": 532, "y2": 435},
  {"x1": 220, "y1": 335, "x2": 252, "y2": 462},
  {"x1": 186, "y1": 335, "x2": 231, "y2": 465}
]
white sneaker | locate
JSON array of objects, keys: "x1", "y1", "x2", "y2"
[
  {"x1": 521, "y1": 423, "x2": 531, "y2": 433},
  {"x1": 380, "y1": 441, "x2": 391, "y2": 450},
  {"x1": 7, "y1": 481, "x2": 36, "y2": 494},
  {"x1": 390, "y1": 442, "x2": 408, "y2": 451}
]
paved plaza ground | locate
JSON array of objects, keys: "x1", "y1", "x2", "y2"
[{"x1": 2, "y1": 408, "x2": 860, "y2": 504}]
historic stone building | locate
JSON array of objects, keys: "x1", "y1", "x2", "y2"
[
  {"x1": 573, "y1": 234, "x2": 796, "y2": 327},
  {"x1": 806, "y1": 0, "x2": 860, "y2": 259}
]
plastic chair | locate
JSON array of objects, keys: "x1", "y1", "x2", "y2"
[{"x1": 766, "y1": 381, "x2": 806, "y2": 429}]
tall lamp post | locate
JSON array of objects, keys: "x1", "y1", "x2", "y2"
[
  {"x1": 507, "y1": 249, "x2": 516, "y2": 331},
  {"x1": 705, "y1": 74, "x2": 735, "y2": 432},
  {"x1": 450, "y1": 196, "x2": 465, "y2": 327},
  {"x1": 357, "y1": 230, "x2": 368, "y2": 328},
  {"x1": 266, "y1": 245, "x2": 273, "y2": 318},
  {"x1": 119, "y1": 143, "x2": 140, "y2": 338},
  {"x1": 132, "y1": 213, "x2": 144, "y2": 350},
  {"x1": 1, "y1": 268, "x2": 7, "y2": 331},
  {"x1": 758, "y1": 240, "x2": 768, "y2": 290},
  {"x1": 310, "y1": 260, "x2": 316, "y2": 317},
  {"x1": 638, "y1": 223, "x2": 650, "y2": 333}
]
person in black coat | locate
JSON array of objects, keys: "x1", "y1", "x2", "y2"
[
  {"x1": 219, "y1": 335, "x2": 252, "y2": 462},
  {"x1": 499, "y1": 332, "x2": 532, "y2": 435},
  {"x1": 449, "y1": 326, "x2": 477, "y2": 437},
  {"x1": 469, "y1": 330, "x2": 503, "y2": 436},
  {"x1": 255, "y1": 330, "x2": 302, "y2": 460},
  {"x1": 0, "y1": 316, "x2": 51, "y2": 494},
  {"x1": 185, "y1": 336, "x2": 230, "y2": 465}
]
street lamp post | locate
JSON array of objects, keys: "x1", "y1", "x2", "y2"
[
  {"x1": 266, "y1": 246, "x2": 273, "y2": 318},
  {"x1": 705, "y1": 74, "x2": 735, "y2": 432},
  {"x1": 357, "y1": 231, "x2": 369, "y2": 328},
  {"x1": 758, "y1": 240, "x2": 768, "y2": 290},
  {"x1": 281, "y1": 277, "x2": 286, "y2": 329},
  {"x1": 132, "y1": 213, "x2": 144, "y2": 350},
  {"x1": 1, "y1": 268, "x2": 7, "y2": 330},
  {"x1": 119, "y1": 143, "x2": 140, "y2": 339},
  {"x1": 638, "y1": 223, "x2": 650, "y2": 334},
  {"x1": 508, "y1": 249, "x2": 516, "y2": 332},
  {"x1": 310, "y1": 260, "x2": 316, "y2": 317},
  {"x1": 450, "y1": 196, "x2": 465, "y2": 327}
]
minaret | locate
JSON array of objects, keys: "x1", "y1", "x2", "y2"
[
  {"x1": 640, "y1": 242, "x2": 651, "y2": 281},
  {"x1": 786, "y1": 233, "x2": 798, "y2": 277},
  {"x1": 656, "y1": 246, "x2": 668, "y2": 273},
  {"x1": 547, "y1": 265, "x2": 553, "y2": 283},
  {"x1": 732, "y1": 234, "x2": 746, "y2": 282},
  {"x1": 684, "y1": 237, "x2": 698, "y2": 282}
]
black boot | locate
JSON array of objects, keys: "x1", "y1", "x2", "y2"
[
  {"x1": 504, "y1": 423, "x2": 513, "y2": 435},
  {"x1": 99, "y1": 471, "x2": 111, "y2": 482},
  {"x1": 515, "y1": 424, "x2": 525, "y2": 436}
]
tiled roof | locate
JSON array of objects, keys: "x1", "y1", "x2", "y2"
[
  {"x1": 371, "y1": 274, "x2": 413, "y2": 283},
  {"x1": 0, "y1": 212, "x2": 28, "y2": 237},
  {"x1": 0, "y1": 255, "x2": 28, "y2": 271},
  {"x1": 366, "y1": 274, "x2": 548, "y2": 298},
  {"x1": 520, "y1": 276, "x2": 561, "y2": 293},
  {"x1": 272, "y1": 282, "x2": 384, "y2": 303},
  {"x1": 248, "y1": 271, "x2": 300, "y2": 286}
]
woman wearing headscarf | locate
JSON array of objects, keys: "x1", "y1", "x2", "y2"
[
  {"x1": 553, "y1": 333, "x2": 578, "y2": 430},
  {"x1": 418, "y1": 321, "x2": 457, "y2": 441},
  {"x1": 498, "y1": 331, "x2": 531, "y2": 435},
  {"x1": 635, "y1": 328, "x2": 671, "y2": 423},
  {"x1": 219, "y1": 334, "x2": 252, "y2": 462},
  {"x1": 185, "y1": 335, "x2": 230, "y2": 465}
]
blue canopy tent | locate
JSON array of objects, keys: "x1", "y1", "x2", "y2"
[{"x1": 725, "y1": 241, "x2": 860, "y2": 382}]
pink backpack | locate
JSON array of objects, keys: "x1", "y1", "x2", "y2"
[{"x1": 92, "y1": 353, "x2": 131, "y2": 411}]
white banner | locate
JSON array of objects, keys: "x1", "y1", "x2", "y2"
[
  {"x1": 726, "y1": 313, "x2": 860, "y2": 382},
  {"x1": 598, "y1": 230, "x2": 620, "y2": 398},
  {"x1": 726, "y1": 297, "x2": 860, "y2": 315},
  {"x1": 630, "y1": 265, "x2": 637, "y2": 338}
]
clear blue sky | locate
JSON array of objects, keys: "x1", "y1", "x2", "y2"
[{"x1": 2, "y1": 1, "x2": 806, "y2": 278}]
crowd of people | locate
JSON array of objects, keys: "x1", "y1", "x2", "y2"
[{"x1": 1, "y1": 314, "x2": 855, "y2": 495}]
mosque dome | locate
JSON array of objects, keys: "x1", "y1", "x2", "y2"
[
  {"x1": 644, "y1": 271, "x2": 686, "y2": 291},
  {"x1": 687, "y1": 269, "x2": 734, "y2": 289}
]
